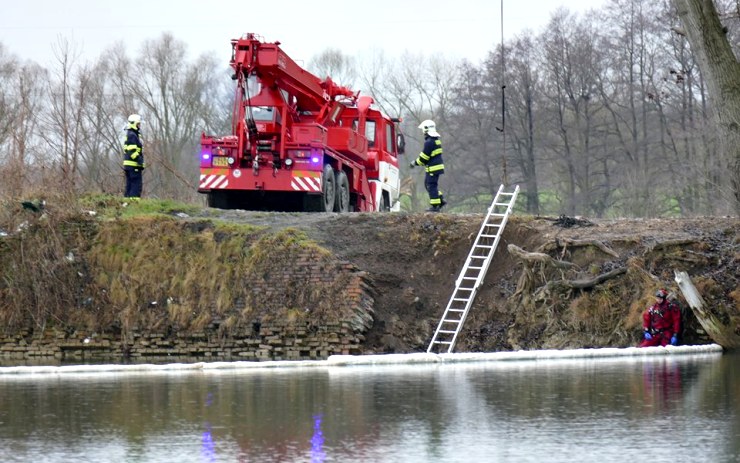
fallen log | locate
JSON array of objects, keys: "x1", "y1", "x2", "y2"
[{"x1": 674, "y1": 270, "x2": 739, "y2": 349}]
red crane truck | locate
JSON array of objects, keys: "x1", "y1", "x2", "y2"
[{"x1": 198, "y1": 33, "x2": 405, "y2": 212}]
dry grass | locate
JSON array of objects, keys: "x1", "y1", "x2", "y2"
[{"x1": 1, "y1": 195, "x2": 364, "y2": 339}]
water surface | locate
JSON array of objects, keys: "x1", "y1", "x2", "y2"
[{"x1": 0, "y1": 351, "x2": 737, "y2": 462}]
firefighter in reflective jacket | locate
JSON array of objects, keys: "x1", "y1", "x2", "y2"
[
  {"x1": 409, "y1": 119, "x2": 446, "y2": 212},
  {"x1": 122, "y1": 113, "x2": 145, "y2": 199},
  {"x1": 640, "y1": 289, "x2": 681, "y2": 347}
]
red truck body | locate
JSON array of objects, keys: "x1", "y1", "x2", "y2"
[{"x1": 198, "y1": 33, "x2": 404, "y2": 212}]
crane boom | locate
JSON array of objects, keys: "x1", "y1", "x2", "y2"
[{"x1": 199, "y1": 33, "x2": 405, "y2": 213}]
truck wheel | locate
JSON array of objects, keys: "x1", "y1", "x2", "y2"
[
  {"x1": 380, "y1": 193, "x2": 391, "y2": 212},
  {"x1": 321, "y1": 164, "x2": 336, "y2": 212},
  {"x1": 334, "y1": 170, "x2": 350, "y2": 212},
  {"x1": 207, "y1": 191, "x2": 232, "y2": 209}
]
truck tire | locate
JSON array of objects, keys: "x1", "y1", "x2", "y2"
[
  {"x1": 321, "y1": 164, "x2": 336, "y2": 212},
  {"x1": 380, "y1": 193, "x2": 391, "y2": 212},
  {"x1": 334, "y1": 170, "x2": 350, "y2": 212},
  {"x1": 207, "y1": 191, "x2": 232, "y2": 209}
]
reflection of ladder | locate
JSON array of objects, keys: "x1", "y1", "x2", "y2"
[{"x1": 427, "y1": 184, "x2": 520, "y2": 354}]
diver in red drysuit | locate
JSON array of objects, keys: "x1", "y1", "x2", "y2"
[{"x1": 640, "y1": 289, "x2": 681, "y2": 347}]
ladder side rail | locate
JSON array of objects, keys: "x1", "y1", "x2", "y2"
[
  {"x1": 428, "y1": 288, "x2": 470, "y2": 344},
  {"x1": 429, "y1": 289, "x2": 479, "y2": 353},
  {"x1": 428, "y1": 184, "x2": 519, "y2": 354},
  {"x1": 472, "y1": 186, "x2": 519, "y2": 289},
  {"x1": 445, "y1": 293, "x2": 478, "y2": 353},
  {"x1": 427, "y1": 285, "x2": 477, "y2": 352},
  {"x1": 442, "y1": 187, "x2": 518, "y2": 353},
  {"x1": 455, "y1": 184, "x2": 506, "y2": 287}
]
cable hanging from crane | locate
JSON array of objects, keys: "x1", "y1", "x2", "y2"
[{"x1": 500, "y1": 0, "x2": 509, "y2": 187}]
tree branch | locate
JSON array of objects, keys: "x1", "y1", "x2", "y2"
[
  {"x1": 541, "y1": 267, "x2": 627, "y2": 292},
  {"x1": 507, "y1": 244, "x2": 578, "y2": 269},
  {"x1": 537, "y1": 238, "x2": 620, "y2": 258}
]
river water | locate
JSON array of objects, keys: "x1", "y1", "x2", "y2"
[{"x1": 0, "y1": 350, "x2": 738, "y2": 463}]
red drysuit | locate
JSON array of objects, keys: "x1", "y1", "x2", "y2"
[{"x1": 640, "y1": 298, "x2": 681, "y2": 347}]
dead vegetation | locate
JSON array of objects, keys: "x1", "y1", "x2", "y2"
[
  {"x1": 0, "y1": 196, "x2": 371, "y2": 344},
  {"x1": 0, "y1": 195, "x2": 738, "y2": 353}
]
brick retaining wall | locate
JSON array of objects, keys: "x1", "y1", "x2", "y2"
[
  {"x1": 0, "y1": 321, "x2": 365, "y2": 363},
  {"x1": 0, "y1": 241, "x2": 376, "y2": 364}
]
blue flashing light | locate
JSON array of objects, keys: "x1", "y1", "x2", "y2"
[
  {"x1": 311, "y1": 414, "x2": 326, "y2": 462},
  {"x1": 201, "y1": 152, "x2": 211, "y2": 161},
  {"x1": 311, "y1": 156, "x2": 320, "y2": 163}
]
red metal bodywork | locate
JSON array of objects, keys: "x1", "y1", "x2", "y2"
[{"x1": 199, "y1": 33, "x2": 402, "y2": 212}]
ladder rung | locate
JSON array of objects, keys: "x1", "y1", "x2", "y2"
[{"x1": 427, "y1": 185, "x2": 519, "y2": 354}]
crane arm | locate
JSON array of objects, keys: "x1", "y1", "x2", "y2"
[{"x1": 231, "y1": 33, "x2": 356, "y2": 116}]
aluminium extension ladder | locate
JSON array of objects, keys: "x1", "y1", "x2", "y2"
[{"x1": 427, "y1": 184, "x2": 520, "y2": 353}]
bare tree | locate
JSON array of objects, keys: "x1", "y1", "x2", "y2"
[
  {"x1": 448, "y1": 56, "x2": 504, "y2": 207},
  {"x1": 124, "y1": 33, "x2": 222, "y2": 200},
  {"x1": 76, "y1": 56, "x2": 129, "y2": 194},
  {"x1": 502, "y1": 35, "x2": 542, "y2": 214},
  {"x1": 0, "y1": 44, "x2": 17, "y2": 154},
  {"x1": 35, "y1": 37, "x2": 92, "y2": 193},
  {"x1": 673, "y1": 0, "x2": 740, "y2": 213},
  {"x1": 539, "y1": 9, "x2": 610, "y2": 216},
  {"x1": 308, "y1": 48, "x2": 357, "y2": 88},
  {"x1": 0, "y1": 44, "x2": 20, "y2": 197},
  {"x1": 357, "y1": 51, "x2": 461, "y2": 211}
]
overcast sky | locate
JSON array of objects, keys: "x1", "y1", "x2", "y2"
[{"x1": 1, "y1": 0, "x2": 607, "y2": 66}]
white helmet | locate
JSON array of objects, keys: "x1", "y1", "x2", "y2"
[
  {"x1": 418, "y1": 119, "x2": 439, "y2": 137},
  {"x1": 128, "y1": 114, "x2": 142, "y2": 125}
]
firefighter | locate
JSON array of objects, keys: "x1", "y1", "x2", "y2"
[
  {"x1": 409, "y1": 119, "x2": 446, "y2": 212},
  {"x1": 640, "y1": 289, "x2": 681, "y2": 347},
  {"x1": 122, "y1": 113, "x2": 145, "y2": 199}
]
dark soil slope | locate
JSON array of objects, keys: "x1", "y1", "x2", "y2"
[
  {"x1": 195, "y1": 209, "x2": 740, "y2": 352},
  {"x1": 1, "y1": 198, "x2": 737, "y2": 353}
]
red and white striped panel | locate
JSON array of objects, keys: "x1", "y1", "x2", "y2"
[
  {"x1": 200, "y1": 174, "x2": 229, "y2": 189},
  {"x1": 291, "y1": 175, "x2": 321, "y2": 192}
]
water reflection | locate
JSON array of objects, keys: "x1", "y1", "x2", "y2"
[
  {"x1": 641, "y1": 358, "x2": 683, "y2": 414},
  {"x1": 0, "y1": 352, "x2": 737, "y2": 462},
  {"x1": 311, "y1": 414, "x2": 326, "y2": 463},
  {"x1": 201, "y1": 424, "x2": 215, "y2": 463}
]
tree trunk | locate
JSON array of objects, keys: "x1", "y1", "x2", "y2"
[{"x1": 673, "y1": 0, "x2": 740, "y2": 213}]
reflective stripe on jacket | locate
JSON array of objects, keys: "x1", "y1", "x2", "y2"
[
  {"x1": 123, "y1": 124, "x2": 144, "y2": 170},
  {"x1": 413, "y1": 135, "x2": 444, "y2": 174}
]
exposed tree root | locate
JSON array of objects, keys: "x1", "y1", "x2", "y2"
[
  {"x1": 537, "y1": 238, "x2": 620, "y2": 258},
  {"x1": 646, "y1": 238, "x2": 698, "y2": 252},
  {"x1": 507, "y1": 244, "x2": 578, "y2": 269},
  {"x1": 539, "y1": 267, "x2": 627, "y2": 293}
]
